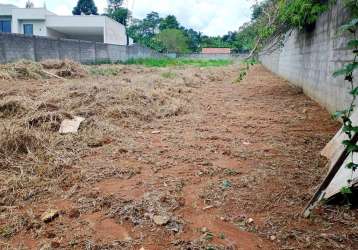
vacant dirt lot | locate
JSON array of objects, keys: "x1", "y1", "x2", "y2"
[{"x1": 0, "y1": 63, "x2": 357, "y2": 249}]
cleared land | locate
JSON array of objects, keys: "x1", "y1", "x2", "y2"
[{"x1": 0, "y1": 61, "x2": 357, "y2": 250}]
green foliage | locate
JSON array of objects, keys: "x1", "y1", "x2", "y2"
[
  {"x1": 72, "y1": 0, "x2": 98, "y2": 15},
  {"x1": 127, "y1": 12, "x2": 165, "y2": 51},
  {"x1": 233, "y1": 0, "x2": 330, "y2": 55},
  {"x1": 278, "y1": 0, "x2": 329, "y2": 30},
  {"x1": 123, "y1": 58, "x2": 232, "y2": 68},
  {"x1": 156, "y1": 29, "x2": 189, "y2": 53},
  {"x1": 252, "y1": 3, "x2": 264, "y2": 20},
  {"x1": 107, "y1": 7, "x2": 131, "y2": 26},
  {"x1": 233, "y1": 23, "x2": 257, "y2": 53},
  {"x1": 127, "y1": 12, "x2": 233, "y2": 53},
  {"x1": 159, "y1": 15, "x2": 180, "y2": 31}
]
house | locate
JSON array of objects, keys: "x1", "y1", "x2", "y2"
[
  {"x1": 202, "y1": 48, "x2": 232, "y2": 54},
  {"x1": 0, "y1": 4, "x2": 131, "y2": 46}
]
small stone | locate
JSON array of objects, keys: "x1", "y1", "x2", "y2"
[
  {"x1": 41, "y1": 209, "x2": 59, "y2": 223},
  {"x1": 270, "y1": 235, "x2": 276, "y2": 241},
  {"x1": 153, "y1": 215, "x2": 169, "y2": 226},
  {"x1": 201, "y1": 227, "x2": 208, "y2": 233},
  {"x1": 139, "y1": 248, "x2": 145, "y2": 250},
  {"x1": 247, "y1": 218, "x2": 254, "y2": 224},
  {"x1": 152, "y1": 130, "x2": 161, "y2": 134}
]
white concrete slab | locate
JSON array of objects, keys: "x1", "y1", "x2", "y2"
[{"x1": 59, "y1": 116, "x2": 85, "y2": 134}]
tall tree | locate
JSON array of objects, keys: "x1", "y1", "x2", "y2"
[
  {"x1": 108, "y1": 0, "x2": 124, "y2": 9},
  {"x1": 143, "y1": 12, "x2": 161, "y2": 36},
  {"x1": 107, "y1": 8, "x2": 131, "y2": 26},
  {"x1": 184, "y1": 28, "x2": 202, "y2": 52},
  {"x1": 73, "y1": 0, "x2": 98, "y2": 15},
  {"x1": 157, "y1": 29, "x2": 189, "y2": 53},
  {"x1": 159, "y1": 15, "x2": 180, "y2": 31}
]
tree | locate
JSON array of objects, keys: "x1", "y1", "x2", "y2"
[
  {"x1": 233, "y1": 23, "x2": 257, "y2": 53},
  {"x1": 25, "y1": 0, "x2": 34, "y2": 8},
  {"x1": 142, "y1": 12, "x2": 161, "y2": 36},
  {"x1": 106, "y1": 0, "x2": 130, "y2": 26},
  {"x1": 251, "y1": 4, "x2": 263, "y2": 20},
  {"x1": 108, "y1": 0, "x2": 124, "y2": 9},
  {"x1": 107, "y1": 8, "x2": 131, "y2": 26},
  {"x1": 184, "y1": 28, "x2": 202, "y2": 52},
  {"x1": 73, "y1": 0, "x2": 98, "y2": 15},
  {"x1": 159, "y1": 15, "x2": 180, "y2": 31},
  {"x1": 156, "y1": 29, "x2": 189, "y2": 53}
]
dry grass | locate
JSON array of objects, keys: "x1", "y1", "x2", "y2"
[
  {"x1": 0, "y1": 62, "x2": 202, "y2": 208},
  {"x1": 0, "y1": 59, "x2": 87, "y2": 81}
]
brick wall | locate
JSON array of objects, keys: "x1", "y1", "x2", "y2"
[{"x1": 259, "y1": 1, "x2": 353, "y2": 113}]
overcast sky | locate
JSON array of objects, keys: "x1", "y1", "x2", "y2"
[{"x1": 1, "y1": 0, "x2": 256, "y2": 36}]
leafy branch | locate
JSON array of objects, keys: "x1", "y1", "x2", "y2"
[{"x1": 333, "y1": 14, "x2": 358, "y2": 198}]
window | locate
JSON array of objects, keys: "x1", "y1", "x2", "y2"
[
  {"x1": 0, "y1": 20, "x2": 11, "y2": 33},
  {"x1": 23, "y1": 24, "x2": 33, "y2": 35}
]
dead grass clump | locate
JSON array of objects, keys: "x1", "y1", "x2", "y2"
[
  {"x1": 0, "y1": 60, "x2": 47, "y2": 80},
  {"x1": 27, "y1": 112, "x2": 72, "y2": 131},
  {"x1": 0, "y1": 127, "x2": 44, "y2": 157},
  {"x1": 41, "y1": 59, "x2": 67, "y2": 70},
  {"x1": 106, "y1": 85, "x2": 189, "y2": 122},
  {"x1": 0, "y1": 100, "x2": 25, "y2": 118},
  {"x1": 51, "y1": 60, "x2": 87, "y2": 78}
]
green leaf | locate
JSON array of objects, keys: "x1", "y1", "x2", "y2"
[
  {"x1": 341, "y1": 186, "x2": 353, "y2": 194},
  {"x1": 342, "y1": 140, "x2": 358, "y2": 153},
  {"x1": 350, "y1": 87, "x2": 358, "y2": 96},
  {"x1": 343, "y1": 124, "x2": 354, "y2": 133},
  {"x1": 346, "y1": 162, "x2": 358, "y2": 170},
  {"x1": 352, "y1": 126, "x2": 358, "y2": 133},
  {"x1": 333, "y1": 110, "x2": 349, "y2": 119},
  {"x1": 348, "y1": 39, "x2": 358, "y2": 48},
  {"x1": 333, "y1": 68, "x2": 349, "y2": 77},
  {"x1": 334, "y1": 62, "x2": 358, "y2": 77},
  {"x1": 340, "y1": 18, "x2": 358, "y2": 33}
]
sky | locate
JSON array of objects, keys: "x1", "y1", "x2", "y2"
[{"x1": 1, "y1": 0, "x2": 256, "y2": 36}]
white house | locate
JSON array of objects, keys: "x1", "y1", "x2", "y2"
[{"x1": 0, "y1": 4, "x2": 131, "y2": 45}]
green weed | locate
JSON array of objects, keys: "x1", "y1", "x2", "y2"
[
  {"x1": 89, "y1": 66, "x2": 120, "y2": 76},
  {"x1": 123, "y1": 58, "x2": 233, "y2": 67},
  {"x1": 161, "y1": 71, "x2": 177, "y2": 79}
]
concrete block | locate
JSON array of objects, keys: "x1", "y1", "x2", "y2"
[
  {"x1": 2, "y1": 33, "x2": 35, "y2": 62},
  {"x1": 80, "y1": 41, "x2": 95, "y2": 64},
  {"x1": 95, "y1": 42, "x2": 109, "y2": 62},
  {"x1": 59, "y1": 38, "x2": 80, "y2": 62},
  {"x1": 34, "y1": 36, "x2": 60, "y2": 61}
]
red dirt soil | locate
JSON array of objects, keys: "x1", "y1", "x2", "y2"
[{"x1": 1, "y1": 64, "x2": 357, "y2": 250}]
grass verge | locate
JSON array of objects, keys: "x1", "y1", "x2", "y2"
[{"x1": 123, "y1": 58, "x2": 233, "y2": 67}]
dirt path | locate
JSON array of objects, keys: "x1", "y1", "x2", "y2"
[{"x1": 2, "y1": 64, "x2": 357, "y2": 249}]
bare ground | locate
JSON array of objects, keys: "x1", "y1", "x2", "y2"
[{"x1": 0, "y1": 64, "x2": 357, "y2": 250}]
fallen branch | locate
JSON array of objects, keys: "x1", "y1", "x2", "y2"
[{"x1": 42, "y1": 70, "x2": 66, "y2": 80}]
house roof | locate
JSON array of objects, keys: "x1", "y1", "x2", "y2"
[
  {"x1": 202, "y1": 48, "x2": 231, "y2": 54},
  {"x1": 0, "y1": 4, "x2": 18, "y2": 8}
]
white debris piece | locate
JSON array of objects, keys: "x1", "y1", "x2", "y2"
[{"x1": 59, "y1": 116, "x2": 85, "y2": 134}]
